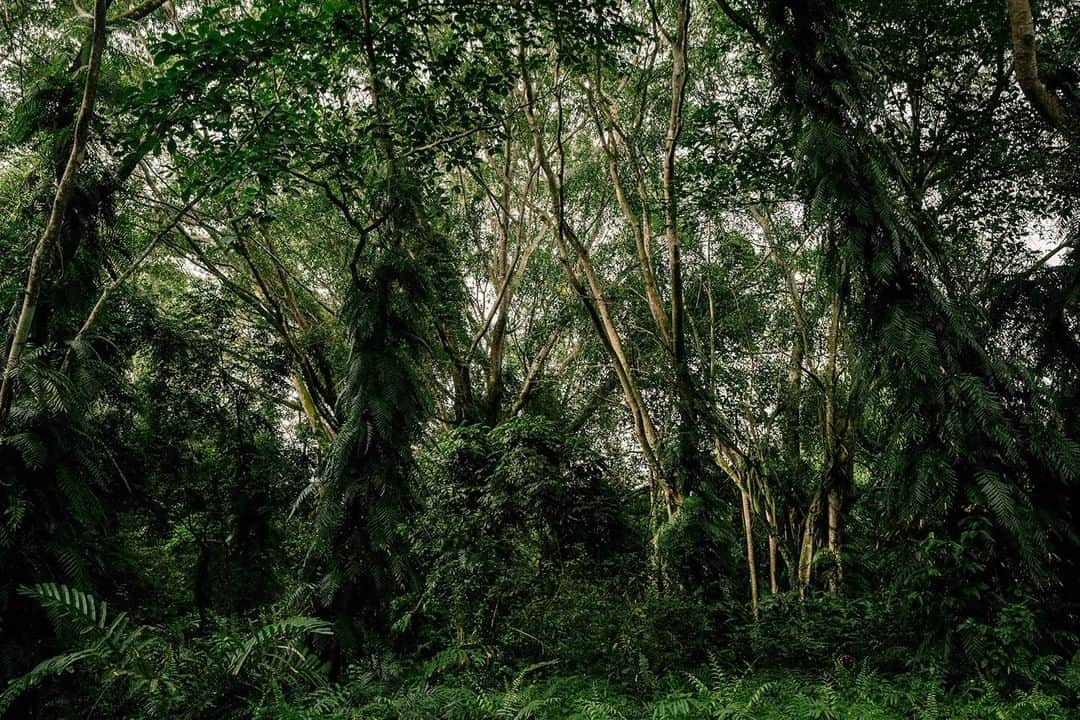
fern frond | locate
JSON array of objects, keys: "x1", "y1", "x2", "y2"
[{"x1": 229, "y1": 617, "x2": 333, "y2": 676}]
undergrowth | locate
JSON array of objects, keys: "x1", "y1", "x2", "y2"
[{"x1": 257, "y1": 663, "x2": 1079, "y2": 720}]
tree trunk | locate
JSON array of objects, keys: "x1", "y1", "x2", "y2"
[
  {"x1": 485, "y1": 132, "x2": 514, "y2": 424},
  {"x1": 740, "y1": 484, "x2": 760, "y2": 619},
  {"x1": 766, "y1": 508, "x2": 780, "y2": 594},
  {"x1": 663, "y1": 0, "x2": 699, "y2": 500},
  {"x1": 1006, "y1": 0, "x2": 1072, "y2": 132},
  {"x1": 827, "y1": 483, "x2": 842, "y2": 593},
  {"x1": 587, "y1": 86, "x2": 671, "y2": 350},
  {"x1": 823, "y1": 264, "x2": 847, "y2": 594},
  {"x1": 0, "y1": 0, "x2": 109, "y2": 427},
  {"x1": 292, "y1": 373, "x2": 333, "y2": 447},
  {"x1": 797, "y1": 488, "x2": 823, "y2": 599}
]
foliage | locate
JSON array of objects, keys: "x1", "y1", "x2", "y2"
[
  {"x1": 254, "y1": 665, "x2": 1080, "y2": 720},
  {"x1": 1, "y1": 0, "x2": 1078, "y2": 716},
  {"x1": 1, "y1": 583, "x2": 334, "y2": 718}
]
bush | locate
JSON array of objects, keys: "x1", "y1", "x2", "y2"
[{"x1": 743, "y1": 592, "x2": 916, "y2": 672}]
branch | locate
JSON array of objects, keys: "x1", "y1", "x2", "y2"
[
  {"x1": 467, "y1": 245, "x2": 522, "y2": 357},
  {"x1": 508, "y1": 328, "x2": 560, "y2": 418},
  {"x1": 714, "y1": 0, "x2": 770, "y2": 55},
  {"x1": 108, "y1": 0, "x2": 169, "y2": 25},
  {"x1": 404, "y1": 122, "x2": 501, "y2": 158}
]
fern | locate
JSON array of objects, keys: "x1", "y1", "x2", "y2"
[
  {"x1": 2, "y1": 583, "x2": 336, "y2": 716},
  {"x1": 229, "y1": 616, "x2": 333, "y2": 675},
  {"x1": 0, "y1": 583, "x2": 147, "y2": 714}
]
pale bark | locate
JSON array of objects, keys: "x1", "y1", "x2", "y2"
[
  {"x1": 767, "y1": 515, "x2": 780, "y2": 594},
  {"x1": 508, "y1": 329, "x2": 560, "y2": 418},
  {"x1": 822, "y1": 266, "x2": 847, "y2": 593},
  {"x1": 60, "y1": 233, "x2": 164, "y2": 375},
  {"x1": 586, "y1": 86, "x2": 672, "y2": 349},
  {"x1": 256, "y1": 221, "x2": 308, "y2": 329},
  {"x1": 1006, "y1": 0, "x2": 1072, "y2": 132},
  {"x1": 0, "y1": 0, "x2": 108, "y2": 428},
  {"x1": 519, "y1": 51, "x2": 669, "y2": 508},
  {"x1": 234, "y1": 230, "x2": 338, "y2": 439},
  {"x1": 797, "y1": 487, "x2": 823, "y2": 599},
  {"x1": 752, "y1": 207, "x2": 821, "y2": 597},
  {"x1": 292, "y1": 373, "x2": 333, "y2": 446},
  {"x1": 485, "y1": 133, "x2": 514, "y2": 422},
  {"x1": 740, "y1": 484, "x2": 760, "y2": 619},
  {"x1": 827, "y1": 484, "x2": 842, "y2": 593}
]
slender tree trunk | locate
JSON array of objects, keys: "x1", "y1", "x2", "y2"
[
  {"x1": 827, "y1": 483, "x2": 842, "y2": 593},
  {"x1": 586, "y1": 86, "x2": 671, "y2": 349},
  {"x1": 785, "y1": 333, "x2": 805, "y2": 597},
  {"x1": 797, "y1": 489, "x2": 822, "y2": 599},
  {"x1": 508, "y1": 330, "x2": 559, "y2": 418},
  {"x1": 663, "y1": 0, "x2": 699, "y2": 499},
  {"x1": 766, "y1": 508, "x2": 780, "y2": 594},
  {"x1": 0, "y1": 0, "x2": 108, "y2": 427},
  {"x1": 485, "y1": 131, "x2": 514, "y2": 424},
  {"x1": 259, "y1": 220, "x2": 307, "y2": 329},
  {"x1": 750, "y1": 207, "x2": 813, "y2": 597},
  {"x1": 740, "y1": 483, "x2": 760, "y2": 619},
  {"x1": 232, "y1": 225, "x2": 339, "y2": 436},
  {"x1": 763, "y1": 212, "x2": 806, "y2": 494},
  {"x1": 60, "y1": 233, "x2": 164, "y2": 374},
  {"x1": 437, "y1": 323, "x2": 473, "y2": 423},
  {"x1": 292, "y1": 373, "x2": 333, "y2": 447},
  {"x1": 823, "y1": 264, "x2": 846, "y2": 593}
]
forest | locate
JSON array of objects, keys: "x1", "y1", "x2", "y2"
[{"x1": 0, "y1": 0, "x2": 1078, "y2": 717}]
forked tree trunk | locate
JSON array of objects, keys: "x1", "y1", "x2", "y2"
[
  {"x1": 519, "y1": 51, "x2": 668, "y2": 510},
  {"x1": 663, "y1": 0, "x2": 699, "y2": 501}
]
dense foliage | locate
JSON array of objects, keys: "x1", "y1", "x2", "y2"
[{"x1": 1, "y1": 0, "x2": 1078, "y2": 716}]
